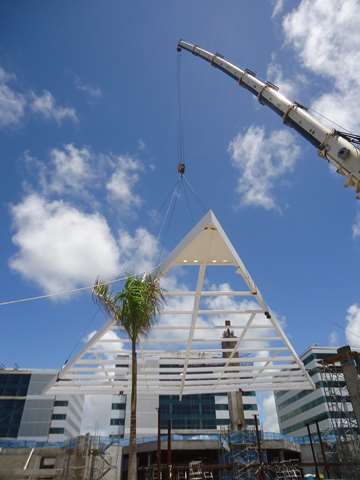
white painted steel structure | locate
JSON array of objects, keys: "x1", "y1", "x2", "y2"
[{"x1": 45, "y1": 211, "x2": 314, "y2": 397}]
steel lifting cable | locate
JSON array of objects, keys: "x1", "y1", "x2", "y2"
[
  {"x1": 180, "y1": 177, "x2": 194, "y2": 222},
  {"x1": 156, "y1": 180, "x2": 182, "y2": 262},
  {"x1": 156, "y1": 179, "x2": 180, "y2": 244},
  {"x1": 182, "y1": 174, "x2": 208, "y2": 213},
  {"x1": 177, "y1": 51, "x2": 185, "y2": 165},
  {"x1": 176, "y1": 51, "x2": 208, "y2": 217}
]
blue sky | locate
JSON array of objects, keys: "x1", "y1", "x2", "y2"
[{"x1": 1, "y1": 0, "x2": 360, "y2": 432}]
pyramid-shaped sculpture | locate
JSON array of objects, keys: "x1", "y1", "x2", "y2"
[{"x1": 45, "y1": 211, "x2": 314, "y2": 396}]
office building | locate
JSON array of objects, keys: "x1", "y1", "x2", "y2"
[
  {"x1": 0, "y1": 368, "x2": 84, "y2": 442},
  {"x1": 274, "y1": 345, "x2": 357, "y2": 436},
  {"x1": 109, "y1": 389, "x2": 259, "y2": 437}
]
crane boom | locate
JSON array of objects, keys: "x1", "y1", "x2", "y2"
[{"x1": 177, "y1": 40, "x2": 360, "y2": 197}]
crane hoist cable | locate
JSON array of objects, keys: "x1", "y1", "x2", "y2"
[
  {"x1": 176, "y1": 51, "x2": 185, "y2": 167},
  {"x1": 175, "y1": 48, "x2": 208, "y2": 214}
]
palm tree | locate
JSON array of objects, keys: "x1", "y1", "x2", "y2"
[{"x1": 93, "y1": 274, "x2": 164, "y2": 480}]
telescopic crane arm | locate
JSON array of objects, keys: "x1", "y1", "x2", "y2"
[{"x1": 177, "y1": 40, "x2": 360, "y2": 197}]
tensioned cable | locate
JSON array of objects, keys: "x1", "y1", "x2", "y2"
[
  {"x1": 0, "y1": 276, "x2": 128, "y2": 307},
  {"x1": 156, "y1": 178, "x2": 181, "y2": 220},
  {"x1": 63, "y1": 308, "x2": 101, "y2": 364},
  {"x1": 182, "y1": 174, "x2": 208, "y2": 213},
  {"x1": 176, "y1": 51, "x2": 185, "y2": 165},
  {"x1": 308, "y1": 106, "x2": 352, "y2": 134},
  {"x1": 0, "y1": 263, "x2": 165, "y2": 308},
  {"x1": 181, "y1": 177, "x2": 194, "y2": 223},
  {"x1": 156, "y1": 181, "x2": 182, "y2": 263},
  {"x1": 156, "y1": 179, "x2": 180, "y2": 244}
]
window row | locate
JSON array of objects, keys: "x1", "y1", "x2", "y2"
[
  {"x1": 110, "y1": 418, "x2": 125, "y2": 426},
  {"x1": 112, "y1": 403, "x2": 126, "y2": 410},
  {"x1": 0, "y1": 374, "x2": 30, "y2": 397},
  {"x1": 54, "y1": 400, "x2": 68, "y2": 407},
  {"x1": 51, "y1": 413, "x2": 66, "y2": 420},
  {"x1": 49, "y1": 427, "x2": 64, "y2": 434},
  {"x1": 0, "y1": 399, "x2": 25, "y2": 437}
]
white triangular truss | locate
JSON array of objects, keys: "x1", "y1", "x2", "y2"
[{"x1": 45, "y1": 211, "x2": 314, "y2": 396}]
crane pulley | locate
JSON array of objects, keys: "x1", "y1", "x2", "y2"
[
  {"x1": 177, "y1": 162, "x2": 186, "y2": 176},
  {"x1": 177, "y1": 40, "x2": 360, "y2": 198}
]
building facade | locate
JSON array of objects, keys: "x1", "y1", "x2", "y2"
[
  {"x1": 274, "y1": 345, "x2": 356, "y2": 436},
  {"x1": 110, "y1": 390, "x2": 259, "y2": 437},
  {"x1": 0, "y1": 368, "x2": 84, "y2": 442}
]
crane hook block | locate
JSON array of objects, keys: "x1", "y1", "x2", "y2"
[{"x1": 177, "y1": 162, "x2": 185, "y2": 176}]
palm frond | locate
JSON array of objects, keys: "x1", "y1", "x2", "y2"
[
  {"x1": 92, "y1": 278, "x2": 120, "y2": 322},
  {"x1": 92, "y1": 274, "x2": 165, "y2": 343},
  {"x1": 119, "y1": 274, "x2": 164, "y2": 342}
]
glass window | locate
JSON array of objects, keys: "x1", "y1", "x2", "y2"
[
  {"x1": 0, "y1": 399, "x2": 25, "y2": 437},
  {"x1": 0, "y1": 374, "x2": 30, "y2": 397},
  {"x1": 54, "y1": 400, "x2": 68, "y2": 407},
  {"x1": 159, "y1": 394, "x2": 217, "y2": 430},
  {"x1": 216, "y1": 419, "x2": 230, "y2": 426},
  {"x1": 51, "y1": 413, "x2": 66, "y2": 420},
  {"x1": 110, "y1": 418, "x2": 125, "y2": 425},
  {"x1": 49, "y1": 427, "x2": 64, "y2": 434},
  {"x1": 111, "y1": 403, "x2": 126, "y2": 410},
  {"x1": 202, "y1": 419, "x2": 216, "y2": 428},
  {"x1": 244, "y1": 404, "x2": 257, "y2": 411}
]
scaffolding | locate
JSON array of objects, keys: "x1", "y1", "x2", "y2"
[
  {"x1": 320, "y1": 349, "x2": 360, "y2": 478},
  {"x1": 230, "y1": 430, "x2": 258, "y2": 480}
]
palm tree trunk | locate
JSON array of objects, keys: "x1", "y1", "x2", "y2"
[{"x1": 128, "y1": 340, "x2": 137, "y2": 480}]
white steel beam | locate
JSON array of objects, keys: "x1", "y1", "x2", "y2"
[{"x1": 179, "y1": 263, "x2": 206, "y2": 398}]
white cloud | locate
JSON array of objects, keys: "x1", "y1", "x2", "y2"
[
  {"x1": 118, "y1": 227, "x2": 159, "y2": 274},
  {"x1": 74, "y1": 77, "x2": 102, "y2": 98},
  {"x1": 228, "y1": 126, "x2": 300, "y2": 210},
  {"x1": 345, "y1": 304, "x2": 360, "y2": 348},
  {"x1": 83, "y1": 329, "x2": 123, "y2": 352},
  {"x1": 329, "y1": 330, "x2": 338, "y2": 346},
  {"x1": 352, "y1": 214, "x2": 360, "y2": 238},
  {"x1": 272, "y1": 0, "x2": 284, "y2": 18},
  {"x1": 0, "y1": 65, "x2": 79, "y2": 128},
  {"x1": 81, "y1": 395, "x2": 112, "y2": 435},
  {"x1": 0, "y1": 65, "x2": 26, "y2": 127},
  {"x1": 311, "y1": 88, "x2": 360, "y2": 133},
  {"x1": 106, "y1": 155, "x2": 143, "y2": 208},
  {"x1": 24, "y1": 145, "x2": 146, "y2": 212},
  {"x1": 262, "y1": 392, "x2": 280, "y2": 432},
  {"x1": 31, "y1": 90, "x2": 78, "y2": 124},
  {"x1": 283, "y1": 0, "x2": 360, "y2": 131},
  {"x1": 9, "y1": 194, "x2": 121, "y2": 294},
  {"x1": 45, "y1": 144, "x2": 93, "y2": 195},
  {"x1": 266, "y1": 61, "x2": 307, "y2": 100}
]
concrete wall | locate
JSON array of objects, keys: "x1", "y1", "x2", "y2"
[{"x1": 0, "y1": 438, "x2": 121, "y2": 479}]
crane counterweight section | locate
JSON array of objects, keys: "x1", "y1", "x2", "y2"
[{"x1": 177, "y1": 39, "x2": 360, "y2": 198}]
